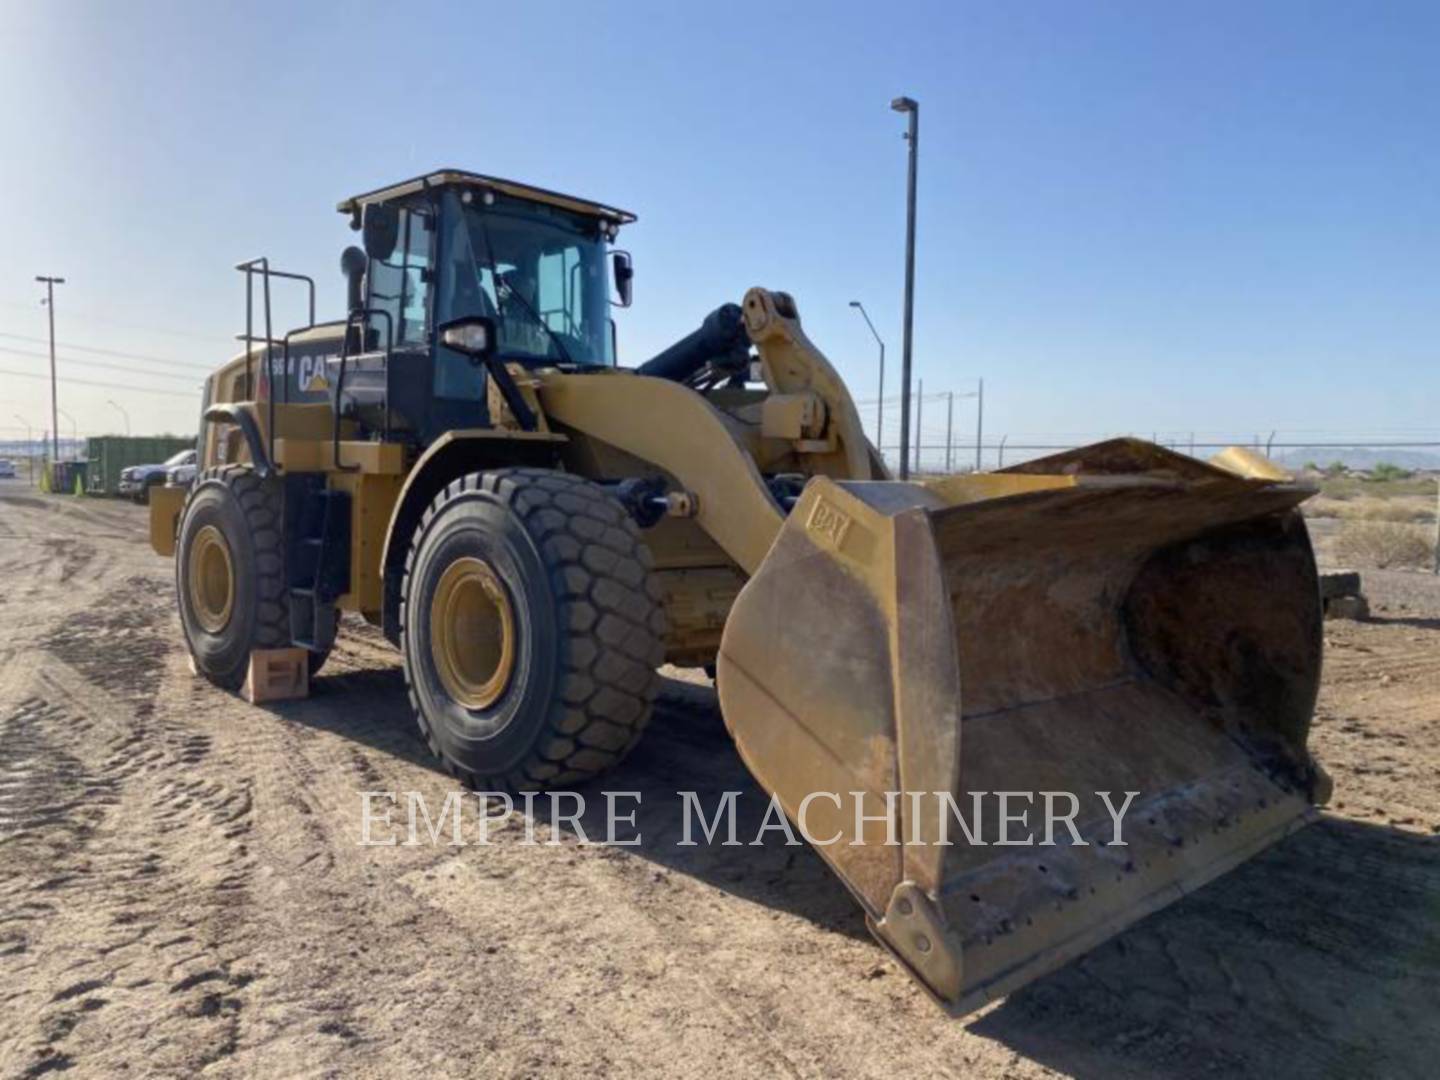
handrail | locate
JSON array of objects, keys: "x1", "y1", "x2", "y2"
[
  {"x1": 234, "y1": 258, "x2": 315, "y2": 324},
  {"x1": 235, "y1": 258, "x2": 317, "y2": 399},
  {"x1": 234, "y1": 258, "x2": 319, "y2": 463}
]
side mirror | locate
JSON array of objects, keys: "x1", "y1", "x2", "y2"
[
  {"x1": 340, "y1": 246, "x2": 367, "y2": 313},
  {"x1": 438, "y1": 316, "x2": 497, "y2": 359},
  {"x1": 612, "y1": 251, "x2": 634, "y2": 308},
  {"x1": 362, "y1": 204, "x2": 399, "y2": 261}
]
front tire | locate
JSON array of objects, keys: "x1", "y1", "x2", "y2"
[{"x1": 400, "y1": 469, "x2": 666, "y2": 792}]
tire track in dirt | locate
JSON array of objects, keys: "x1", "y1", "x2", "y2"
[
  {"x1": 39, "y1": 576, "x2": 174, "y2": 720},
  {"x1": 1311, "y1": 620, "x2": 1440, "y2": 836},
  {"x1": 113, "y1": 636, "x2": 430, "y2": 1066},
  {"x1": 0, "y1": 676, "x2": 261, "y2": 1076},
  {"x1": 0, "y1": 676, "x2": 264, "y2": 1077},
  {"x1": 0, "y1": 496, "x2": 158, "y2": 640},
  {"x1": 970, "y1": 814, "x2": 1440, "y2": 1078},
  {"x1": 0, "y1": 563, "x2": 267, "y2": 1077},
  {"x1": 4, "y1": 491, "x2": 1440, "y2": 1078}
]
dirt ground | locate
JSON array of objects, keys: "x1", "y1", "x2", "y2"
[{"x1": 2, "y1": 485, "x2": 1437, "y2": 1079}]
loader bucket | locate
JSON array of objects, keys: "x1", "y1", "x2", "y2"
[{"x1": 716, "y1": 439, "x2": 1327, "y2": 1014}]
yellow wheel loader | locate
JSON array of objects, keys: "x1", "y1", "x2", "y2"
[{"x1": 150, "y1": 170, "x2": 1330, "y2": 1014}]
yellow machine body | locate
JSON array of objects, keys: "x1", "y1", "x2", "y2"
[{"x1": 155, "y1": 282, "x2": 1326, "y2": 1014}]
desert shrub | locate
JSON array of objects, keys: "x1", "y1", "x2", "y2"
[
  {"x1": 1333, "y1": 521, "x2": 1434, "y2": 569},
  {"x1": 1324, "y1": 461, "x2": 1349, "y2": 478},
  {"x1": 1369, "y1": 462, "x2": 1413, "y2": 482}
]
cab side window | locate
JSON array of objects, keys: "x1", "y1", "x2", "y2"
[{"x1": 368, "y1": 207, "x2": 433, "y2": 349}]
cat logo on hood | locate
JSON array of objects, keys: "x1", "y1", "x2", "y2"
[{"x1": 296, "y1": 354, "x2": 334, "y2": 394}]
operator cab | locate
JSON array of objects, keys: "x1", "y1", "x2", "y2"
[{"x1": 250, "y1": 170, "x2": 636, "y2": 452}]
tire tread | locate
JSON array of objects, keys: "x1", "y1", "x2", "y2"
[{"x1": 399, "y1": 469, "x2": 666, "y2": 793}]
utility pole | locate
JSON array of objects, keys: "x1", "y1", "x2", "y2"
[
  {"x1": 1433, "y1": 475, "x2": 1439, "y2": 575},
  {"x1": 915, "y1": 379, "x2": 923, "y2": 473},
  {"x1": 945, "y1": 391, "x2": 954, "y2": 472},
  {"x1": 107, "y1": 399, "x2": 130, "y2": 437},
  {"x1": 848, "y1": 301, "x2": 885, "y2": 463},
  {"x1": 975, "y1": 377, "x2": 984, "y2": 471},
  {"x1": 891, "y1": 96, "x2": 918, "y2": 479},
  {"x1": 36, "y1": 276, "x2": 65, "y2": 467}
]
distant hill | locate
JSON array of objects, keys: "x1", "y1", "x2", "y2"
[{"x1": 1273, "y1": 447, "x2": 1440, "y2": 471}]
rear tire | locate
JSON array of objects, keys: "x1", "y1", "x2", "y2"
[
  {"x1": 177, "y1": 465, "x2": 288, "y2": 690},
  {"x1": 176, "y1": 465, "x2": 329, "y2": 689},
  {"x1": 400, "y1": 469, "x2": 666, "y2": 792}
]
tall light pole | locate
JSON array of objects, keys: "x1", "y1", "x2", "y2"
[
  {"x1": 890, "y1": 96, "x2": 918, "y2": 480},
  {"x1": 36, "y1": 275, "x2": 65, "y2": 465},
  {"x1": 106, "y1": 399, "x2": 131, "y2": 436},
  {"x1": 848, "y1": 301, "x2": 885, "y2": 460}
]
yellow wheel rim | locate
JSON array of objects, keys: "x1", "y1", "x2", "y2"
[
  {"x1": 429, "y1": 556, "x2": 516, "y2": 710},
  {"x1": 189, "y1": 524, "x2": 235, "y2": 634}
]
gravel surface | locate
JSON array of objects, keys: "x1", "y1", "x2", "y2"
[{"x1": 2, "y1": 486, "x2": 1437, "y2": 1079}]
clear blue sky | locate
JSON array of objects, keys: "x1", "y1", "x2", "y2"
[{"x1": 1, "y1": 0, "x2": 1436, "y2": 461}]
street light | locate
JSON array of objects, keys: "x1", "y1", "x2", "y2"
[
  {"x1": 890, "y1": 96, "x2": 918, "y2": 480},
  {"x1": 106, "y1": 399, "x2": 131, "y2": 436},
  {"x1": 848, "y1": 301, "x2": 885, "y2": 460}
]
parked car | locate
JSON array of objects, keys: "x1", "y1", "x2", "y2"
[
  {"x1": 0, "y1": 459, "x2": 16, "y2": 479},
  {"x1": 167, "y1": 457, "x2": 198, "y2": 488},
  {"x1": 167, "y1": 457, "x2": 198, "y2": 489},
  {"x1": 119, "y1": 448, "x2": 196, "y2": 503}
]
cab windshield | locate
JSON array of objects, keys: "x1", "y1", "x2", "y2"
[{"x1": 437, "y1": 191, "x2": 614, "y2": 367}]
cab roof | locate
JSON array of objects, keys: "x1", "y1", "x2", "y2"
[{"x1": 336, "y1": 170, "x2": 637, "y2": 225}]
